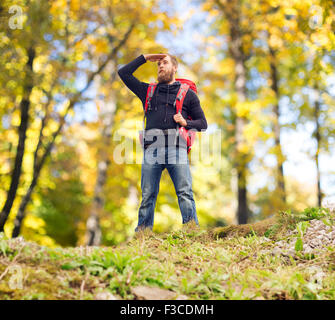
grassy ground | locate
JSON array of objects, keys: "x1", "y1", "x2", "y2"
[{"x1": 1, "y1": 207, "x2": 335, "y2": 300}]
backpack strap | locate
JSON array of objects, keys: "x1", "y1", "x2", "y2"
[
  {"x1": 174, "y1": 83, "x2": 189, "y2": 114},
  {"x1": 142, "y1": 83, "x2": 157, "y2": 147},
  {"x1": 174, "y1": 83, "x2": 190, "y2": 145},
  {"x1": 144, "y1": 83, "x2": 157, "y2": 114}
]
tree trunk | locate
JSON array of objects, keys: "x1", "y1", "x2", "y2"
[
  {"x1": 11, "y1": 99, "x2": 69, "y2": 237},
  {"x1": 313, "y1": 85, "x2": 322, "y2": 207},
  {"x1": 237, "y1": 167, "x2": 248, "y2": 224},
  {"x1": 0, "y1": 47, "x2": 35, "y2": 232},
  {"x1": 85, "y1": 161, "x2": 107, "y2": 246},
  {"x1": 269, "y1": 47, "x2": 286, "y2": 205},
  {"x1": 85, "y1": 75, "x2": 117, "y2": 246},
  {"x1": 12, "y1": 174, "x2": 38, "y2": 238},
  {"x1": 223, "y1": 1, "x2": 250, "y2": 224}
]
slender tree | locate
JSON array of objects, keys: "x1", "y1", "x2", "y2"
[
  {"x1": 269, "y1": 45, "x2": 286, "y2": 205},
  {"x1": 85, "y1": 65, "x2": 119, "y2": 246},
  {"x1": 0, "y1": 46, "x2": 35, "y2": 231},
  {"x1": 313, "y1": 83, "x2": 322, "y2": 207},
  {"x1": 215, "y1": 0, "x2": 251, "y2": 224}
]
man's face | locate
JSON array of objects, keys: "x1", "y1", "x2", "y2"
[{"x1": 157, "y1": 56, "x2": 177, "y2": 84}]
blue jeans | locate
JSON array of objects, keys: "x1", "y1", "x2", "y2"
[{"x1": 135, "y1": 145, "x2": 199, "y2": 232}]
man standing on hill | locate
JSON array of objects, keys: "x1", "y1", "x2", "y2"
[{"x1": 118, "y1": 53, "x2": 207, "y2": 232}]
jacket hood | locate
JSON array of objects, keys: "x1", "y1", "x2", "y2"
[
  {"x1": 150, "y1": 81, "x2": 182, "y2": 113},
  {"x1": 156, "y1": 81, "x2": 181, "y2": 93}
]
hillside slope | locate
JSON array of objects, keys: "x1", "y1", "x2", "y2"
[{"x1": 1, "y1": 207, "x2": 335, "y2": 300}]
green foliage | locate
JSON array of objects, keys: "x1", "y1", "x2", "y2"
[
  {"x1": 295, "y1": 237, "x2": 303, "y2": 252},
  {"x1": 1, "y1": 214, "x2": 335, "y2": 300},
  {"x1": 262, "y1": 207, "x2": 334, "y2": 242},
  {"x1": 22, "y1": 293, "x2": 46, "y2": 300},
  {"x1": 264, "y1": 224, "x2": 281, "y2": 238},
  {"x1": 0, "y1": 232, "x2": 10, "y2": 256},
  {"x1": 278, "y1": 207, "x2": 332, "y2": 230},
  {"x1": 33, "y1": 146, "x2": 88, "y2": 247},
  {"x1": 294, "y1": 220, "x2": 310, "y2": 253},
  {"x1": 297, "y1": 207, "x2": 331, "y2": 221},
  {"x1": 61, "y1": 249, "x2": 147, "y2": 278}
]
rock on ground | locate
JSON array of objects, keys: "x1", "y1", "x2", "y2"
[
  {"x1": 272, "y1": 218, "x2": 335, "y2": 256},
  {"x1": 131, "y1": 286, "x2": 188, "y2": 300}
]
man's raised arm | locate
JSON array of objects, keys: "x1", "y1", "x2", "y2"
[
  {"x1": 117, "y1": 54, "x2": 167, "y2": 104},
  {"x1": 117, "y1": 55, "x2": 148, "y2": 103}
]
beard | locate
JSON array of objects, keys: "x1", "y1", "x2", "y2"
[{"x1": 157, "y1": 69, "x2": 174, "y2": 84}]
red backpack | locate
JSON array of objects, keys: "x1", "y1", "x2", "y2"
[{"x1": 139, "y1": 78, "x2": 197, "y2": 154}]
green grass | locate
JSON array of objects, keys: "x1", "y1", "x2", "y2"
[{"x1": 0, "y1": 207, "x2": 335, "y2": 300}]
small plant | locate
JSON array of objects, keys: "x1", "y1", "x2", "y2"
[
  {"x1": 180, "y1": 276, "x2": 197, "y2": 295},
  {"x1": 264, "y1": 224, "x2": 281, "y2": 238},
  {"x1": 299, "y1": 207, "x2": 330, "y2": 220},
  {"x1": 61, "y1": 249, "x2": 147, "y2": 278},
  {"x1": 0, "y1": 237, "x2": 10, "y2": 257},
  {"x1": 294, "y1": 221, "x2": 309, "y2": 253},
  {"x1": 166, "y1": 234, "x2": 183, "y2": 246},
  {"x1": 278, "y1": 207, "x2": 332, "y2": 231},
  {"x1": 22, "y1": 293, "x2": 46, "y2": 300}
]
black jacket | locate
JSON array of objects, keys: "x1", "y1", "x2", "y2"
[{"x1": 118, "y1": 55, "x2": 207, "y2": 148}]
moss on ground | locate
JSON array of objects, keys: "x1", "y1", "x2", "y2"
[{"x1": 212, "y1": 217, "x2": 276, "y2": 239}]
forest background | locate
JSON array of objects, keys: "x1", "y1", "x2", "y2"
[{"x1": 0, "y1": 0, "x2": 334, "y2": 247}]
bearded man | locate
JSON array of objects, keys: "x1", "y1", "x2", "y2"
[{"x1": 118, "y1": 53, "x2": 207, "y2": 232}]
